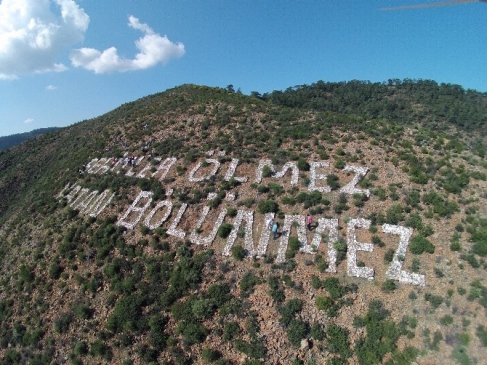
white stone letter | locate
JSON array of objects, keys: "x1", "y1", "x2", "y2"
[
  {"x1": 188, "y1": 158, "x2": 221, "y2": 182},
  {"x1": 143, "y1": 200, "x2": 173, "y2": 230},
  {"x1": 224, "y1": 158, "x2": 248, "y2": 183},
  {"x1": 308, "y1": 161, "x2": 331, "y2": 193},
  {"x1": 302, "y1": 218, "x2": 339, "y2": 273},
  {"x1": 117, "y1": 191, "x2": 153, "y2": 230},
  {"x1": 347, "y1": 218, "x2": 374, "y2": 280},
  {"x1": 340, "y1": 165, "x2": 370, "y2": 197},
  {"x1": 189, "y1": 206, "x2": 227, "y2": 246},
  {"x1": 223, "y1": 210, "x2": 254, "y2": 256},
  {"x1": 382, "y1": 224, "x2": 425, "y2": 286},
  {"x1": 167, "y1": 203, "x2": 188, "y2": 239},
  {"x1": 276, "y1": 215, "x2": 307, "y2": 263},
  {"x1": 254, "y1": 160, "x2": 299, "y2": 185}
]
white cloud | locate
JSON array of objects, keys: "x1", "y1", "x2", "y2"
[
  {"x1": 0, "y1": 0, "x2": 89, "y2": 79},
  {"x1": 24, "y1": 118, "x2": 34, "y2": 124},
  {"x1": 46, "y1": 84, "x2": 57, "y2": 90},
  {"x1": 70, "y1": 16, "x2": 185, "y2": 74}
]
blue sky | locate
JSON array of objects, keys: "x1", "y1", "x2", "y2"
[{"x1": 0, "y1": 0, "x2": 486, "y2": 137}]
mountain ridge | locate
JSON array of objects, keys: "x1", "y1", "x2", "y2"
[{"x1": 1, "y1": 80, "x2": 487, "y2": 365}]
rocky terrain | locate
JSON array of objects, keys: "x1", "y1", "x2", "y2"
[{"x1": 1, "y1": 81, "x2": 487, "y2": 365}]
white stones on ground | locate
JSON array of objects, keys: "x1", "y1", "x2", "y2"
[
  {"x1": 95, "y1": 158, "x2": 111, "y2": 174},
  {"x1": 276, "y1": 215, "x2": 307, "y2": 263},
  {"x1": 56, "y1": 183, "x2": 73, "y2": 199},
  {"x1": 85, "y1": 158, "x2": 99, "y2": 173},
  {"x1": 383, "y1": 224, "x2": 425, "y2": 286},
  {"x1": 143, "y1": 200, "x2": 173, "y2": 230},
  {"x1": 223, "y1": 210, "x2": 254, "y2": 256},
  {"x1": 125, "y1": 156, "x2": 145, "y2": 176},
  {"x1": 150, "y1": 157, "x2": 177, "y2": 181},
  {"x1": 300, "y1": 339, "x2": 310, "y2": 351},
  {"x1": 189, "y1": 206, "x2": 227, "y2": 246},
  {"x1": 65, "y1": 185, "x2": 82, "y2": 203},
  {"x1": 340, "y1": 165, "x2": 370, "y2": 197},
  {"x1": 117, "y1": 191, "x2": 153, "y2": 230},
  {"x1": 166, "y1": 203, "x2": 188, "y2": 239},
  {"x1": 308, "y1": 161, "x2": 331, "y2": 193},
  {"x1": 137, "y1": 157, "x2": 160, "y2": 179},
  {"x1": 254, "y1": 160, "x2": 299, "y2": 185},
  {"x1": 302, "y1": 218, "x2": 339, "y2": 273},
  {"x1": 347, "y1": 218, "x2": 374, "y2": 280},
  {"x1": 87, "y1": 190, "x2": 115, "y2": 217},
  {"x1": 71, "y1": 189, "x2": 93, "y2": 210},
  {"x1": 110, "y1": 155, "x2": 126, "y2": 173},
  {"x1": 207, "y1": 192, "x2": 218, "y2": 200},
  {"x1": 224, "y1": 158, "x2": 248, "y2": 183},
  {"x1": 257, "y1": 212, "x2": 275, "y2": 257},
  {"x1": 68, "y1": 188, "x2": 89, "y2": 208},
  {"x1": 58, "y1": 184, "x2": 113, "y2": 217},
  {"x1": 188, "y1": 158, "x2": 221, "y2": 182}
]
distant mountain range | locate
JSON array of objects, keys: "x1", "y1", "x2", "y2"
[{"x1": 0, "y1": 127, "x2": 60, "y2": 151}]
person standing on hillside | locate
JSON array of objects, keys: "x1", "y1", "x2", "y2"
[
  {"x1": 272, "y1": 222, "x2": 279, "y2": 240},
  {"x1": 307, "y1": 213, "x2": 313, "y2": 231},
  {"x1": 266, "y1": 217, "x2": 274, "y2": 230}
]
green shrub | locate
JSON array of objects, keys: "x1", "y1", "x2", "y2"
[
  {"x1": 471, "y1": 227, "x2": 487, "y2": 256},
  {"x1": 450, "y1": 241, "x2": 462, "y2": 252},
  {"x1": 257, "y1": 200, "x2": 278, "y2": 214},
  {"x1": 73, "y1": 303, "x2": 93, "y2": 319},
  {"x1": 223, "y1": 321, "x2": 240, "y2": 341},
  {"x1": 90, "y1": 340, "x2": 112, "y2": 360},
  {"x1": 234, "y1": 339, "x2": 266, "y2": 359},
  {"x1": 310, "y1": 322, "x2": 325, "y2": 341},
  {"x1": 231, "y1": 244, "x2": 246, "y2": 261},
  {"x1": 439, "y1": 315, "x2": 453, "y2": 326},
  {"x1": 73, "y1": 341, "x2": 88, "y2": 356},
  {"x1": 334, "y1": 159, "x2": 346, "y2": 170},
  {"x1": 384, "y1": 249, "x2": 395, "y2": 263},
  {"x1": 476, "y1": 325, "x2": 487, "y2": 347},
  {"x1": 410, "y1": 235, "x2": 434, "y2": 254},
  {"x1": 240, "y1": 272, "x2": 260, "y2": 295},
  {"x1": 218, "y1": 223, "x2": 233, "y2": 238},
  {"x1": 326, "y1": 324, "x2": 352, "y2": 359},
  {"x1": 381, "y1": 279, "x2": 397, "y2": 293},
  {"x1": 202, "y1": 347, "x2": 221, "y2": 363},
  {"x1": 327, "y1": 174, "x2": 340, "y2": 190},
  {"x1": 316, "y1": 296, "x2": 337, "y2": 317},
  {"x1": 288, "y1": 237, "x2": 300, "y2": 251},
  {"x1": 385, "y1": 204, "x2": 404, "y2": 225},
  {"x1": 297, "y1": 158, "x2": 310, "y2": 171},
  {"x1": 19, "y1": 265, "x2": 35, "y2": 283},
  {"x1": 208, "y1": 283, "x2": 231, "y2": 307},
  {"x1": 424, "y1": 293, "x2": 443, "y2": 309},
  {"x1": 49, "y1": 260, "x2": 63, "y2": 280},
  {"x1": 279, "y1": 299, "x2": 303, "y2": 326},
  {"x1": 354, "y1": 300, "x2": 400, "y2": 364},
  {"x1": 287, "y1": 319, "x2": 309, "y2": 346},
  {"x1": 262, "y1": 165, "x2": 273, "y2": 178},
  {"x1": 177, "y1": 321, "x2": 208, "y2": 345},
  {"x1": 54, "y1": 312, "x2": 73, "y2": 334}
]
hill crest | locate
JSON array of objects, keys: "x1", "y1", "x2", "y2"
[{"x1": 1, "y1": 81, "x2": 487, "y2": 365}]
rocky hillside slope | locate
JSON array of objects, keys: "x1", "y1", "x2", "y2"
[{"x1": 1, "y1": 82, "x2": 487, "y2": 365}]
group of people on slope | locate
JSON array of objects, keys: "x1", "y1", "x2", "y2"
[{"x1": 266, "y1": 213, "x2": 314, "y2": 240}]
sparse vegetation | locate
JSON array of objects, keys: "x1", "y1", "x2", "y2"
[{"x1": 0, "y1": 81, "x2": 486, "y2": 364}]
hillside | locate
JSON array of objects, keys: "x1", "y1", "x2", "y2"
[
  {"x1": 1, "y1": 81, "x2": 487, "y2": 365},
  {"x1": 0, "y1": 127, "x2": 60, "y2": 151}
]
